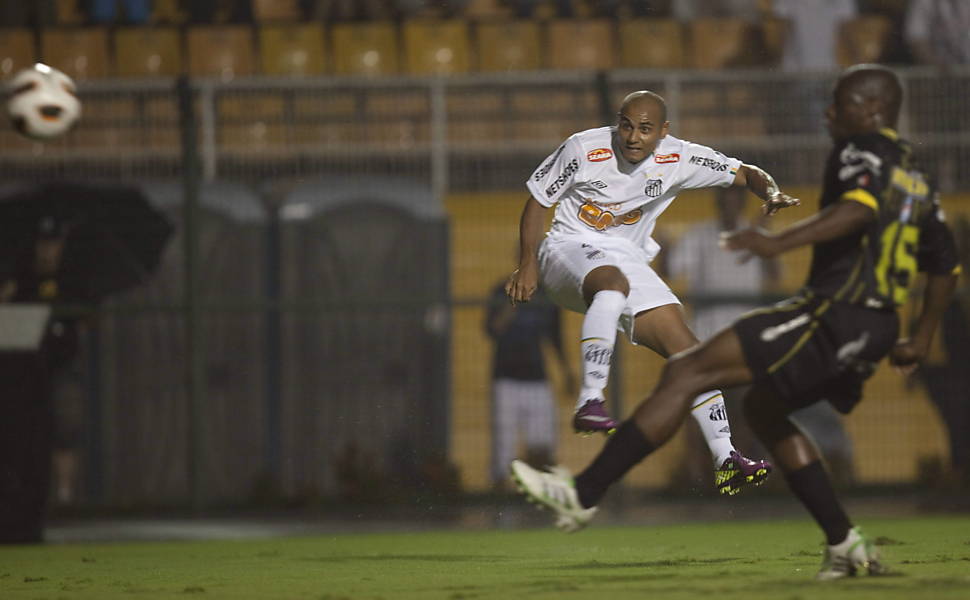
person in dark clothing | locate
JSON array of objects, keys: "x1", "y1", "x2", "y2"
[
  {"x1": 485, "y1": 282, "x2": 572, "y2": 489},
  {"x1": 0, "y1": 216, "x2": 89, "y2": 543}
]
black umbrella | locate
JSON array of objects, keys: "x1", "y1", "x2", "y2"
[{"x1": 0, "y1": 182, "x2": 174, "y2": 303}]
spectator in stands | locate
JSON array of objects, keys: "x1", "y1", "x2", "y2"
[
  {"x1": 504, "y1": 1, "x2": 652, "y2": 18},
  {"x1": 771, "y1": 0, "x2": 859, "y2": 134},
  {"x1": 87, "y1": 0, "x2": 151, "y2": 24},
  {"x1": 914, "y1": 215, "x2": 970, "y2": 488},
  {"x1": 390, "y1": 0, "x2": 472, "y2": 19},
  {"x1": 185, "y1": 0, "x2": 253, "y2": 23},
  {"x1": 905, "y1": 0, "x2": 970, "y2": 67},
  {"x1": 671, "y1": 0, "x2": 762, "y2": 21}
]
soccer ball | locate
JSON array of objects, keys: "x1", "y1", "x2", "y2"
[{"x1": 7, "y1": 63, "x2": 81, "y2": 140}]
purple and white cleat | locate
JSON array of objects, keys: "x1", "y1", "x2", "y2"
[
  {"x1": 715, "y1": 450, "x2": 772, "y2": 495},
  {"x1": 572, "y1": 399, "x2": 618, "y2": 436}
]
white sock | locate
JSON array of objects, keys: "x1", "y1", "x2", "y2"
[
  {"x1": 690, "y1": 390, "x2": 735, "y2": 466},
  {"x1": 577, "y1": 290, "x2": 627, "y2": 410}
]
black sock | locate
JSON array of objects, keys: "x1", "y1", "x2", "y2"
[
  {"x1": 574, "y1": 420, "x2": 656, "y2": 508},
  {"x1": 783, "y1": 460, "x2": 852, "y2": 545}
]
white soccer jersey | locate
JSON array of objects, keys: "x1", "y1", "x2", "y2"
[{"x1": 526, "y1": 126, "x2": 743, "y2": 261}]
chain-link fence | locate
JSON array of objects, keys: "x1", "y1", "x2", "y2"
[{"x1": 2, "y1": 68, "x2": 968, "y2": 508}]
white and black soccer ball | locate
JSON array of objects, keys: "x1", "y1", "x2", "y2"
[{"x1": 7, "y1": 63, "x2": 81, "y2": 140}]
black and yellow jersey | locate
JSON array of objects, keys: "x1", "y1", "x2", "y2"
[{"x1": 806, "y1": 128, "x2": 960, "y2": 309}]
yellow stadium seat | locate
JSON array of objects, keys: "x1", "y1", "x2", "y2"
[
  {"x1": 837, "y1": 15, "x2": 892, "y2": 67},
  {"x1": 251, "y1": 0, "x2": 301, "y2": 22},
  {"x1": 618, "y1": 19, "x2": 684, "y2": 69},
  {"x1": 0, "y1": 29, "x2": 35, "y2": 79},
  {"x1": 54, "y1": 0, "x2": 85, "y2": 25},
  {"x1": 114, "y1": 27, "x2": 182, "y2": 77},
  {"x1": 687, "y1": 19, "x2": 756, "y2": 69},
  {"x1": 151, "y1": 0, "x2": 188, "y2": 24},
  {"x1": 40, "y1": 28, "x2": 111, "y2": 80},
  {"x1": 186, "y1": 26, "x2": 255, "y2": 80},
  {"x1": 476, "y1": 20, "x2": 540, "y2": 72},
  {"x1": 546, "y1": 19, "x2": 615, "y2": 70},
  {"x1": 258, "y1": 23, "x2": 326, "y2": 76},
  {"x1": 331, "y1": 22, "x2": 398, "y2": 76},
  {"x1": 403, "y1": 19, "x2": 470, "y2": 75}
]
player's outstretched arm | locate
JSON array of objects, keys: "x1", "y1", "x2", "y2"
[
  {"x1": 733, "y1": 164, "x2": 800, "y2": 216},
  {"x1": 505, "y1": 196, "x2": 547, "y2": 304},
  {"x1": 721, "y1": 198, "x2": 875, "y2": 258},
  {"x1": 890, "y1": 271, "x2": 959, "y2": 374}
]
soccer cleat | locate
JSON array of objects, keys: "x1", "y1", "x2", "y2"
[
  {"x1": 816, "y1": 526, "x2": 888, "y2": 580},
  {"x1": 715, "y1": 450, "x2": 772, "y2": 496},
  {"x1": 572, "y1": 399, "x2": 618, "y2": 436},
  {"x1": 509, "y1": 460, "x2": 598, "y2": 533}
]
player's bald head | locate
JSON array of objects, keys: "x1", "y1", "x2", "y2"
[
  {"x1": 619, "y1": 90, "x2": 667, "y2": 123},
  {"x1": 837, "y1": 64, "x2": 903, "y2": 126}
]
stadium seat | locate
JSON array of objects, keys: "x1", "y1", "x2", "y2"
[
  {"x1": 113, "y1": 27, "x2": 183, "y2": 77},
  {"x1": 331, "y1": 22, "x2": 399, "y2": 76},
  {"x1": 475, "y1": 20, "x2": 541, "y2": 72},
  {"x1": 0, "y1": 29, "x2": 35, "y2": 79},
  {"x1": 258, "y1": 23, "x2": 326, "y2": 76},
  {"x1": 759, "y1": 18, "x2": 785, "y2": 66},
  {"x1": 687, "y1": 19, "x2": 756, "y2": 69},
  {"x1": 186, "y1": 26, "x2": 255, "y2": 81},
  {"x1": 54, "y1": 0, "x2": 85, "y2": 25},
  {"x1": 402, "y1": 20, "x2": 471, "y2": 75},
  {"x1": 251, "y1": 0, "x2": 301, "y2": 22},
  {"x1": 40, "y1": 28, "x2": 111, "y2": 80},
  {"x1": 837, "y1": 15, "x2": 892, "y2": 67},
  {"x1": 618, "y1": 19, "x2": 684, "y2": 69},
  {"x1": 546, "y1": 19, "x2": 615, "y2": 71},
  {"x1": 151, "y1": 0, "x2": 188, "y2": 24},
  {"x1": 463, "y1": 0, "x2": 510, "y2": 18}
]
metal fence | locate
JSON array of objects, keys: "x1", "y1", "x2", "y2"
[{"x1": 2, "y1": 67, "x2": 968, "y2": 508}]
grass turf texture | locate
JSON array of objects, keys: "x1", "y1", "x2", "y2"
[{"x1": 1, "y1": 515, "x2": 968, "y2": 599}]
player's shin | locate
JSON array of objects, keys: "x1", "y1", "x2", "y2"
[
  {"x1": 690, "y1": 391, "x2": 734, "y2": 466},
  {"x1": 578, "y1": 290, "x2": 626, "y2": 409}
]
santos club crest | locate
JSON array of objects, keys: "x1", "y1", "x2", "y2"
[{"x1": 644, "y1": 179, "x2": 663, "y2": 198}]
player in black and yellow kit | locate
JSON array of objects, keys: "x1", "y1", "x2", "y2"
[{"x1": 509, "y1": 65, "x2": 960, "y2": 579}]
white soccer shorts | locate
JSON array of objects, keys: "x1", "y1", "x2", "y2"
[{"x1": 538, "y1": 234, "x2": 680, "y2": 341}]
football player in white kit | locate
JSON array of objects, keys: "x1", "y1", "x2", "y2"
[{"x1": 506, "y1": 91, "x2": 800, "y2": 494}]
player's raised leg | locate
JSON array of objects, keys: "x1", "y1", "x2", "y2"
[
  {"x1": 572, "y1": 266, "x2": 629, "y2": 435},
  {"x1": 632, "y1": 305, "x2": 771, "y2": 494}
]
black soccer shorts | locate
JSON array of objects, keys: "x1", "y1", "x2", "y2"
[{"x1": 732, "y1": 293, "x2": 900, "y2": 414}]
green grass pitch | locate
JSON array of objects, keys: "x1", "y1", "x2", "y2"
[{"x1": 1, "y1": 515, "x2": 968, "y2": 599}]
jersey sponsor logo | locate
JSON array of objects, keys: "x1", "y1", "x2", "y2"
[
  {"x1": 654, "y1": 153, "x2": 680, "y2": 164},
  {"x1": 586, "y1": 148, "x2": 613, "y2": 162},
  {"x1": 589, "y1": 180, "x2": 608, "y2": 189},
  {"x1": 544, "y1": 158, "x2": 579, "y2": 197},
  {"x1": 759, "y1": 313, "x2": 810, "y2": 342},
  {"x1": 644, "y1": 178, "x2": 663, "y2": 198},
  {"x1": 838, "y1": 143, "x2": 883, "y2": 181},
  {"x1": 533, "y1": 144, "x2": 566, "y2": 181},
  {"x1": 688, "y1": 155, "x2": 730, "y2": 171},
  {"x1": 579, "y1": 203, "x2": 643, "y2": 230}
]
